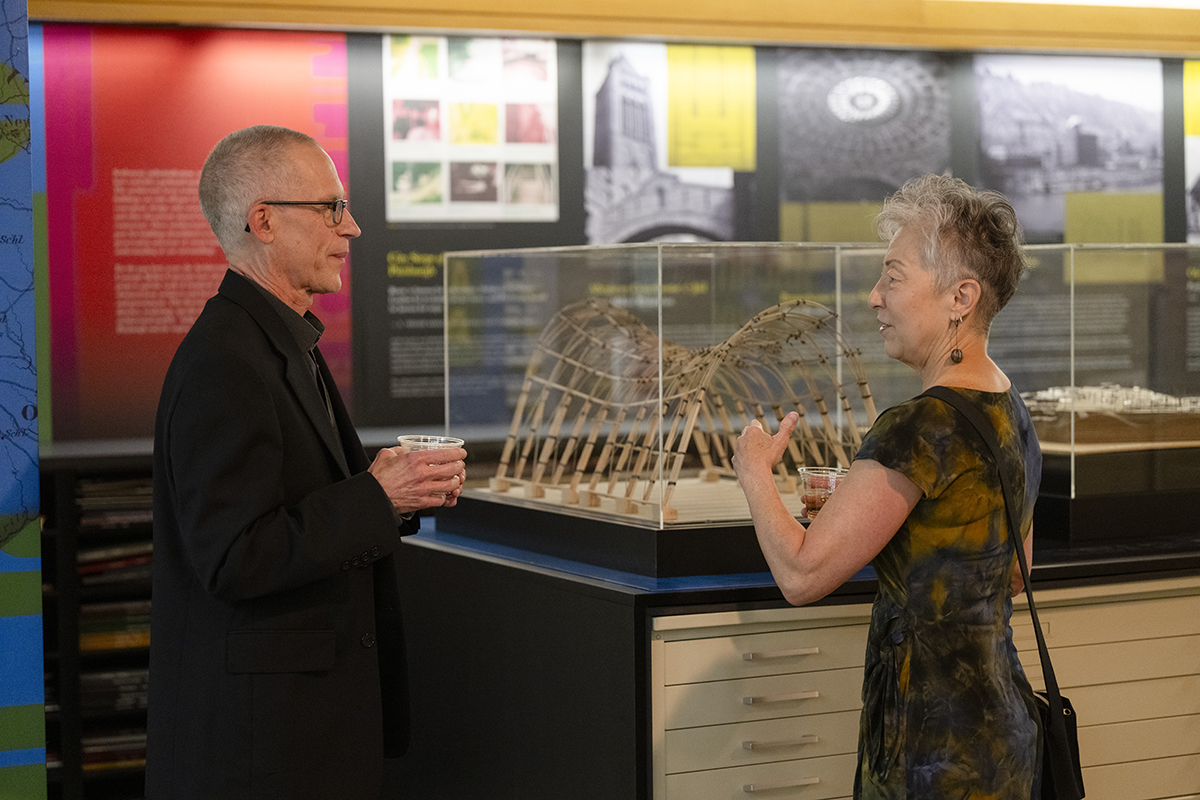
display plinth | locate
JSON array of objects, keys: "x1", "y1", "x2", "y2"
[
  {"x1": 433, "y1": 494, "x2": 774, "y2": 578},
  {"x1": 1035, "y1": 445, "x2": 1200, "y2": 542}
]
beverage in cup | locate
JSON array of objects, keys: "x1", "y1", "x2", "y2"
[
  {"x1": 398, "y1": 435, "x2": 465, "y2": 496},
  {"x1": 397, "y1": 435, "x2": 465, "y2": 452},
  {"x1": 798, "y1": 466, "x2": 849, "y2": 520}
]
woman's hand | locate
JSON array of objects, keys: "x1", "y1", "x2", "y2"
[
  {"x1": 732, "y1": 412, "x2": 919, "y2": 607},
  {"x1": 732, "y1": 412, "x2": 799, "y2": 483}
]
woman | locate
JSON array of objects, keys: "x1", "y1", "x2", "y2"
[{"x1": 733, "y1": 174, "x2": 1043, "y2": 799}]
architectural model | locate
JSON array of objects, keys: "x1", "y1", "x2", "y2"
[
  {"x1": 488, "y1": 297, "x2": 876, "y2": 523},
  {"x1": 1025, "y1": 383, "x2": 1200, "y2": 446}
]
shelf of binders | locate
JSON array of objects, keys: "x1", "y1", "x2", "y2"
[{"x1": 42, "y1": 463, "x2": 154, "y2": 800}]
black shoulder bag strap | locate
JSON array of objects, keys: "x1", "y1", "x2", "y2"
[{"x1": 920, "y1": 386, "x2": 1084, "y2": 800}]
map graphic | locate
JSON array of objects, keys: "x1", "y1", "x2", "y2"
[{"x1": 0, "y1": 0, "x2": 37, "y2": 548}]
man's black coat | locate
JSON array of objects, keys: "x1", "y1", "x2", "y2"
[{"x1": 147, "y1": 270, "x2": 412, "y2": 800}]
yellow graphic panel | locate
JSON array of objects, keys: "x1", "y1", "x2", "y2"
[
  {"x1": 780, "y1": 202, "x2": 881, "y2": 243},
  {"x1": 1063, "y1": 192, "x2": 1162, "y2": 244},
  {"x1": 1185, "y1": 61, "x2": 1200, "y2": 137},
  {"x1": 1069, "y1": 249, "x2": 1164, "y2": 285},
  {"x1": 449, "y1": 103, "x2": 499, "y2": 145},
  {"x1": 666, "y1": 45, "x2": 755, "y2": 171}
]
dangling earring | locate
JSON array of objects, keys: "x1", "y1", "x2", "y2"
[{"x1": 951, "y1": 318, "x2": 964, "y2": 364}]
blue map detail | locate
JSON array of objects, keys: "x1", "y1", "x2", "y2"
[
  {"x1": 0, "y1": 541, "x2": 37, "y2": 572},
  {"x1": 0, "y1": 615, "x2": 43, "y2": 706},
  {"x1": 0, "y1": 747, "x2": 47, "y2": 768},
  {"x1": 0, "y1": 0, "x2": 37, "y2": 548}
]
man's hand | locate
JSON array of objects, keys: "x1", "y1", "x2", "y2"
[{"x1": 368, "y1": 445, "x2": 468, "y2": 515}]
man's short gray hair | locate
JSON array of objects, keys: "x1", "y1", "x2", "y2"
[{"x1": 198, "y1": 125, "x2": 320, "y2": 255}]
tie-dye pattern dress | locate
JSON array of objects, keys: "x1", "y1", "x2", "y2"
[{"x1": 852, "y1": 385, "x2": 1043, "y2": 800}]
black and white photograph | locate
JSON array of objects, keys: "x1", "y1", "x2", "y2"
[
  {"x1": 582, "y1": 41, "x2": 734, "y2": 243},
  {"x1": 975, "y1": 54, "x2": 1163, "y2": 241},
  {"x1": 777, "y1": 48, "x2": 953, "y2": 204}
]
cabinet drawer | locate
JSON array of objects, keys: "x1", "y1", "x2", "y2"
[
  {"x1": 664, "y1": 667, "x2": 863, "y2": 729},
  {"x1": 1060, "y1": 674, "x2": 1200, "y2": 726},
  {"x1": 663, "y1": 624, "x2": 868, "y2": 685},
  {"x1": 665, "y1": 709, "x2": 860, "y2": 774},
  {"x1": 1020, "y1": 633, "x2": 1200, "y2": 688},
  {"x1": 1080, "y1": 753, "x2": 1200, "y2": 800},
  {"x1": 1078, "y1": 713, "x2": 1200, "y2": 768},
  {"x1": 1028, "y1": 592, "x2": 1200, "y2": 647},
  {"x1": 665, "y1": 752, "x2": 857, "y2": 800}
]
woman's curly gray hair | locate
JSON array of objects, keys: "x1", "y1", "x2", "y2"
[
  {"x1": 876, "y1": 174, "x2": 1029, "y2": 331},
  {"x1": 198, "y1": 125, "x2": 319, "y2": 255}
]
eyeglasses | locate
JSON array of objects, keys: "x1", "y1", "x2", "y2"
[{"x1": 245, "y1": 199, "x2": 348, "y2": 232}]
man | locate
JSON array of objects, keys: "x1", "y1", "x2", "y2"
[{"x1": 147, "y1": 125, "x2": 466, "y2": 799}]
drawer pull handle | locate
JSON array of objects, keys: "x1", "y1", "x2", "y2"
[
  {"x1": 742, "y1": 734, "x2": 819, "y2": 750},
  {"x1": 743, "y1": 777, "x2": 820, "y2": 792},
  {"x1": 743, "y1": 690, "x2": 819, "y2": 706},
  {"x1": 743, "y1": 646, "x2": 820, "y2": 661}
]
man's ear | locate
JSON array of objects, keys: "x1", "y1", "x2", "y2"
[{"x1": 245, "y1": 205, "x2": 274, "y2": 242}]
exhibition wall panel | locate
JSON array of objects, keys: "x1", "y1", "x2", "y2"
[{"x1": 30, "y1": 23, "x2": 1200, "y2": 439}]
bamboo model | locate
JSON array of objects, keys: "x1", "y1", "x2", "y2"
[{"x1": 489, "y1": 297, "x2": 876, "y2": 522}]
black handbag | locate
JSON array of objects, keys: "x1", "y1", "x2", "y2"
[{"x1": 921, "y1": 386, "x2": 1086, "y2": 800}]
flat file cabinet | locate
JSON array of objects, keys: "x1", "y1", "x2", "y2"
[
  {"x1": 1014, "y1": 576, "x2": 1200, "y2": 800},
  {"x1": 651, "y1": 603, "x2": 870, "y2": 799},
  {"x1": 396, "y1": 531, "x2": 1200, "y2": 799},
  {"x1": 651, "y1": 575, "x2": 1200, "y2": 800}
]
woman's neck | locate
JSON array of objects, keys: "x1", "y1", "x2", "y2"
[{"x1": 922, "y1": 353, "x2": 1010, "y2": 393}]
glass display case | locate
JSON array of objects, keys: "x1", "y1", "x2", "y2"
[
  {"x1": 437, "y1": 242, "x2": 1200, "y2": 573},
  {"x1": 1010, "y1": 244, "x2": 1200, "y2": 542}
]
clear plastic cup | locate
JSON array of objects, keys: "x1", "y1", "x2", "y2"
[
  {"x1": 397, "y1": 435, "x2": 465, "y2": 452},
  {"x1": 798, "y1": 466, "x2": 849, "y2": 520},
  {"x1": 398, "y1": 435, "x2": 465, "y2": 497}
]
